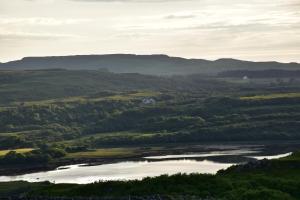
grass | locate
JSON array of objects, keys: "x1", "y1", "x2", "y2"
[
  {"x1": 105, "y1": 91, "x2": 160, "y2": 101},
  {"x1": 0, "y1": 148, "x2": 34, "y2": 157},
  {"x1": 58, "y1": 131, "x2": 158, "y2": 147},
  {"x1": 66, "y1": 148, "x2": 138, "y2": 159},
  {"x1": 240, "y1": 92, "x2": 300, "y2": 100},
  {"x1": 65, "y1": 144, "x2": 166, "y2": 159},
  {"x1": 7, "y1": 91, "x2": 161, "y2": 108},
  {"x1": 0, "y1": 132, "x2": 19, "y2": 137},
  {"x1": 279, "y1": 151, "x2": 300, "y2": 161},
  {"x1": 0, "y1": 181, "x2": 45, "y2": 197}
]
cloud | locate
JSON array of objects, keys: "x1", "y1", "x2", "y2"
[
  {"x1": 0, "y1": 31, "x2": 79, "y2": 40},
  {"x1": 0, "y1": 18, "x2": 92, "y2": 26},
  {"x1": 2, "y1": 0, "x2": 297, "y2": 63},
  {"x1": 68, "y1": 0, "x2": 191, "y2": 2},
  {"x1": 23, "y1": 0, "x2": 56, "y2": 3},
  {"x1": 163, "y1": 13, "x2": 196, "y2": 19}
]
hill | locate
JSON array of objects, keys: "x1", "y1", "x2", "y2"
[
  {"x1": 219, "y1": 69, "x2": 300, "y2": 78},
  {"x1": 0, "y1": 69, "x2": 229, "y2": 104},
  {"x1": 0, "y1": 69, "x2": 299, "y2": 152},
  {"x1": 1, "y1": 54, "x2": 300, "y2": 75}
]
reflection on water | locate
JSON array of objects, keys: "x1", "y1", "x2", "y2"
[
  {"x1": 0, "y1": 160, "x2": 233, "y2": 184},
  {"x1": 0, "y1": 145, "x2": 295, "y2": 184},
  {"x1": 249, "y1": 152, "x2": 292, "y2": 160},
  {"x1": 144, "y1": 149, "x2": 260, "y2": 160}
]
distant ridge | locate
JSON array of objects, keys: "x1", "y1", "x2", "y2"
[{"x1": 1, "y1": 54, "x2": 299, "y2": 75}]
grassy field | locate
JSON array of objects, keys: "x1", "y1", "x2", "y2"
[
  {"x1": 65, "y1": 145, "x2": 166, "y2": 159},
  {"x1": 0, "y1": 146, "x2": 138, "y2": 159},
  {"x1": 66, "y1": 148, "x2": 139, "y2": 159},
  {"x1": 6, "y1": 91, "x2": 160, "y2": 108},
  {"x1": 0, "y1": 148, "x2": 34, "y2": 157},
  {"x1": 106, "y1": 91, "x2": 160, "y2": 101},
  {"x1": 58, "y1": 131, "x2": 159, "y2": 146},
  {"x1": 240, "y1": 92, "x2": 300, "y2": 100}
]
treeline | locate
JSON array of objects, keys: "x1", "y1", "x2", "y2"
[
  {"x1": 0, "y1": 70, "x2": 230, "y2": 104},
  {"x1": 218, "y1": 69, "x2": 300, "y2": 78},
  {"x1": 1, "y1": 93, "x2": 300, "y2": 149},
  {"x1": 0, "y1": 146, "x2": 66, "y2": 165}
]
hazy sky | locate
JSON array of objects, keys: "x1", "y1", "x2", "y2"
[{"x1": 0, "y1": 0, "x2": 299, "y2": 62}]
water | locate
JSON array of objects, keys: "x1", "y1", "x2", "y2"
[
  {"x1": 0, "y1": 146, "x2": 294, "y2": 184},
  {"x1": 144, "y1": 149, "x2": 260, "y2": 160},
  {"x1": 249, "y1": 152, "x2": 292, "y2": 160},
  {"x1": 0, "y1": 160, "x2": 232, "y2": 184}
]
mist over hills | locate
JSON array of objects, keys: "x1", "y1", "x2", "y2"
[{"x1": 1, "y1": 54, "x2": 300, "y2": 75}]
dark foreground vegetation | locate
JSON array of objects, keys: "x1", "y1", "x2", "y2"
[{"x1": 0, "y1": 152, "x2": 300, "y2": 200}]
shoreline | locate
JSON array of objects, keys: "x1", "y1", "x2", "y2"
[{"x1": 1, "y1": 141, "x2": 300, "y2": 177}]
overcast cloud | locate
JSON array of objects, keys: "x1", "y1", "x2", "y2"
[{"x1": 0, "y1": 0, "x2": 299, "y2": 62}]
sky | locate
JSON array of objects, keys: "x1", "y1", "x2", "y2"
[{"x1": 0, "y1": 0, "x2": 300, "y2": 62}]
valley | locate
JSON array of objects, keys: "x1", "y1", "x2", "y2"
[{"x1": 0, "y1": 59, "x2": 299, "y2": 199}]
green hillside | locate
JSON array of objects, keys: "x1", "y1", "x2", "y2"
[{"x1": 0, "y1": 69, "x2": 299, "y2": 181}]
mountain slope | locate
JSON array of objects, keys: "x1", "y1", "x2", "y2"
[
  {"x1": 0, "y1": 69, "x2": 231, "y2": 104},
  {"x1": 1, "y1": 54, "x2": 299, "y2": 75}
]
